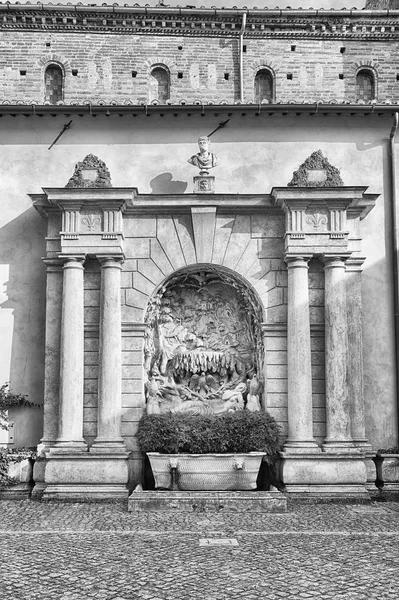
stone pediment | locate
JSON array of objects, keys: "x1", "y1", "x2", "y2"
[{"x1": 288, "y1": 150, "x2": 344, "y2": 188}]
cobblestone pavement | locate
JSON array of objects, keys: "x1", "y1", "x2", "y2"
[{"x1": 1, "y1": 500, "x2": 399, "y2": 600}]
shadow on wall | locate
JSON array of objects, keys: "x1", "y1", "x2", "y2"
[
  {"x1": 0, "y1": 207, "x2": 47, "y2": 446},
  {"x1": 150, "y1": 173, "x2": 188, "y2": 194}
]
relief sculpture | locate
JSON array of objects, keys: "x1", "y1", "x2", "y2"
[{"x1": 144, "y1": 269, "x2": 263, "y2": 415}]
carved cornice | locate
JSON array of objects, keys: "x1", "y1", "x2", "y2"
[{"x1": 2, "y1": 5, "x2": 399, "y2": 38}]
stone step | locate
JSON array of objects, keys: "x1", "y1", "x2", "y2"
[{"x1": 128, "y1": 488, "x2": 287, "y2": 513}]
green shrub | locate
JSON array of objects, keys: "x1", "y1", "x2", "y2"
[{"x1": 137, "y1": 411, "x2": 282, "y2": 464}]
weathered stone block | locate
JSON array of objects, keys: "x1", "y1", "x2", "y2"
[
  {"x1": 122, "y1": 337, "x2": 144, "y2": 351},
  {"x1": 258, "y1": 238, "x2": 284, "y2": 259},
  {"x1": 121, "y1": 421, "x2": 140, "y2": 436},
  {"x1": 124, "y1": 238, "x2": 151, "y2": 259},
  {"x1": 83, "y1": 407, "x2": 97, "y2": 422},
  {"x1": 312, "y1": 365, "x2": 325, "y2": 380},
  {"x1": 267, "y1": 378, "x2": 288, "y2": 393},
  {"x1": 251, "y1": 215, "x2": 285, "y2": 239},
  {"x1": 266, "y1": 305, "x2": 287, "y2": 323},
  {"x1": 84, "y1": 365, "x2": 98, "y2": 379},
  {"x1": 312, "y1": 393, "x2": 326, "y2": 408},
  {"x1": 266, "y1": 392, "x2": 288, "y2": 408},
  {"x1": 84, "y1": 394, "x2": 98, "y2": 407},
  {"x1": 84, "y1": 338, "x2": 99, "y2": 351},
  {"x1": 125, "y1": 217, "x2": 156, "y2": 238},
  {"x1": 267, "y1": 407, "x2": 288, "y2": 422},
  {"x1": 309, "y1": 289, "x2": 325, "y2": 307},
  {"x1": 84, "y1": 307, "x2": 100, "y2": 324},
  {"x1": 122, "y1": 365, "x2": 142, "y2": 379},
  {"x1": 84, "y1": 272, "x2": 101, "y2": 290},
  {"x1": 265, "y1": 336, "x2": 287, "y2": 351},
  {"x1": 122, "y1": 351, "x2": 143, "y2": 365},
  {"x1": 121, "y1": 305, "x2": 144, "y2": 322},
  {"x1": 126, "y1": 288, "x2": 149, "y2": 309},
  {"x1": 122, "y1": 394, "x2": 145, "y2": 408},
  {"x1": 121, "y1": 271, "x2": 133, "y2": 288},
  {"x1": 267, "y1": 351, "x2": 287, "y2": 365},
  {"x1": 312, "y1": 407, "x2": 326, "y2": 422},
  {"x1": 133, "y1": 272, "x2": 156, "y2": 297},
  {"x1": 267, "y1": 364, "x2": 288, "y2": 379},
  {"x1": 84, "y1": 379, "x2": 98, "y2": 394},
  {"x1": 149, "y1": 241, "x2": 174, "y2": 278},
  {"x1": 84, "y1": 351, "x2": 99, "y2": 365},
  {"x1": 84, "y1": 289, "x2": 100, "y2": 307},
  {"x1": 122, "y1": 379, "x2": 143, "y2": 394}
]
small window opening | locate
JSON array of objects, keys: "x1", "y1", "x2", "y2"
[
  {"x1": 224, "y1": 73, "x2": 229, "y2": 80},
  {"x1": 340, "y1": 47, "x2": 346, "y2": 54},
  {"x1": 178, "y1": 45, "x2": 183, "y2": 50},
  {"x1": 291, "y1": 45, "x2": 296, "y2": 51},
  {"x1": 44, "y1": 64, "x2": 63, "y2": 104},
  {"x1": 46, "y1": 42, "x2": 51, "y2": 48},
  {"x1": 356, "y1": 69, "x2": 375, "y2": 102},
  {"x1": 132, "y1": 70, "x2": 138, "y2": 78},
  {"x1": 149, "y1": 66, "x2": 170, "y2": 103},
  {"x1": 396, "y1": 74, "x2": 399, "y2": 81},
  {"x1": 178, "y1": 72, "x2": 183, "y2": 79},
  {"x1": 72, "y1": 69, "x2": 78, "y2": 76},
  {"x1": 243, "y1": 45, "x2": 247, "y2": 53},
  {"x1": 339, "y1": 73, "x2": 344, "y2": 80},
  {"x1": 255, "y1": 69, "x2": 274, "y2": 103},
  {"x1": 287, "y1": 73, "x2": 293, "y2": 80},
  {"x1": 20, "y1": 70, "x2": 27, "y2": 76}
]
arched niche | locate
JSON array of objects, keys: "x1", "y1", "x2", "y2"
[{"x1": 143, "y1": 265, "x2": 264, "y2": 415}]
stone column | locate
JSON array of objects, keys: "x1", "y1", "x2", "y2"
[
  {"x1": 91, "y1": 257, "x2": 125, "y2": 452},
  {"x1": 284, "y1": 257, "x2": 319, "y2": 452},
  {"x1": 345, "y1": 258, "x2": 370, "y2": 448},
  {"x1": 53, "y1": 257, "x2": 86, "y2": 451},
  {"x1": 323, "y1": 256, "x2": 353, "y2": 450},
  {"x1": 40, "y1": 259, "x2": 63, "y2": 448}
]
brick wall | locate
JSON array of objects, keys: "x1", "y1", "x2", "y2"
[{"x1": 1, "y1": 28, "x2": 399, "y2": 104}]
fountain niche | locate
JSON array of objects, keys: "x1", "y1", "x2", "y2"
[{"x1": 144, "y1": 267, "x2": 264, "y2": 416}]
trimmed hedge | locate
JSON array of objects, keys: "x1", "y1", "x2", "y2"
[{"x1": 137, "y1": 410, "x2": 282, "y2": 464}]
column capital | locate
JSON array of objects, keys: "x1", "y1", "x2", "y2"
[
  {"x1": 97, "y1": 255, "x2": 125, "y2": 268},
  {"x1": 58, "y1": 255, "x2": 85, "y2": 267},
  {"x1": 321, "y1": 254, "x2": 350, "y2": 267},
  {"x1": 284, "y1": 255, "x2": 312, "y2": 267}
]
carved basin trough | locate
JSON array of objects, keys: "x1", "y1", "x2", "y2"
[{"x1": 147, "y1": 452, "x2": 266, "y2": 491}]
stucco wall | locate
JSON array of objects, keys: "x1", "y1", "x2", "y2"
[{"x1": 0, "y1": 110, "x2": 397, "y2": 449}]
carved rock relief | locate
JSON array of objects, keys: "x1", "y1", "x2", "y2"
[{"x1": 144, "y1": 268, "x2": 264, "y2": 416}]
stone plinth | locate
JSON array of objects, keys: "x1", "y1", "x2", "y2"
[
  {"x1": 280, "y1": 452, "x2": 369, "y2": 498},
  {"x1": 193, "y1": 174, "x2": 215, "y2": 193},
  {"x1": 43, "y1": 453, "x2": 129, "y2": 499},
  {"x1": 128, "y1": 489, "x2": 287, "y2": 512}
]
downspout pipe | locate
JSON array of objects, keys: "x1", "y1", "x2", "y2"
[
  {"x1": 239, "y1": 12, "x2": 247, "y2": 103},
  {"x1": 389, "y1": 112, "x2": 399, "y2": 445}
]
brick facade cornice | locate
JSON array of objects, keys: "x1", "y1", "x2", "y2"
[{"x1": 2, "y1": 4, "x2": 399, "y2": 38}]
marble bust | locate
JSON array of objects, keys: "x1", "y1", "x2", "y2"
[{"x1": 188, "y1": 136, "x2": 219, "y2": 174}]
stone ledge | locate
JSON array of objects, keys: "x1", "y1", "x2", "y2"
[{"x1": 128, "y1": 489, "x2": 287, "y2": 513}]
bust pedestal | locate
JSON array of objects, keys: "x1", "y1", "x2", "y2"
[{"x1": 194, "y1": 171, "x2": 215, "y2": 193}]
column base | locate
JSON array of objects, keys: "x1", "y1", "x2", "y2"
[
  {"x1": 283, "y1": 441, "x2": 321, "y2": 454},
  {"x1": 280, "y1": 451, "x2": 368, "y2": 498},
  {"x1": 44, "y1": 451, "x2": 129, "y2": 500},
  {"x1": 50, "y1": 440, "x2": 88, "y2": 454},
  {"x1": 90, "y1": 438, "x2": 126, "y2": 454},
  {"x1": 322, "y1": 440, "x2": 362, "y2": 454}
]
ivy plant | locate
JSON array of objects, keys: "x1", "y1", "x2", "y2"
[{"x1": 0, "y1": 382, "x2": 38, "y2": 431}]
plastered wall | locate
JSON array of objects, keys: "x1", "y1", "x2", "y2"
[{"x1": 0, "y1": 111, "x2": 397, "y2": 450}]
